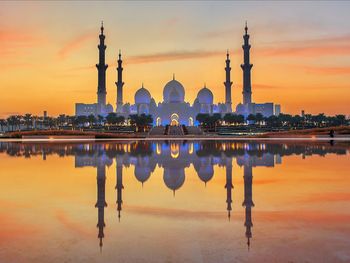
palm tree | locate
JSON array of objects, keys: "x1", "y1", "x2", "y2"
[
  {"x1": 210, "y1": 113, "x2": 222, "y2": 131},
  {"x1": 68, "y1": 116, "x2": 77, "y2": 130},
  {"x1": 265, "y1": 115, "x2": 281, "y2": 127},
  {"x1": 24, "y1": 114, "x2": 32, "y2": 130},
  {"x1": 247, "y1": 114, "x2": 256, "y2": 124},
  {"x1": 97, "y1": 115, "x2": 105, "y2": 126},
  {"x1": 335, "y1": 115, "x2": 346, "y2": 126},
  {"x1": 129, "y1": 114, "x2": 153, "y2": 132},
  {"x1": 116, "y1": 115, "x2": 125, "y2": 125},
  {"x1": 0, "y1": 119, "x2": 6, "y2": 132},
  {"x1": 57, "y1": 114, "x2": 67, "y2": 128},
  {"x1": 255, "y1": 113, "x2": 264, "y2": 126},
  {"x1": 236, "y1": 114, "x2": 245, "y2": 125},
  {"x1": 87, "y1": 114, "x2": 96, "y2": 128},
  {"x1": 312, "y1": 113, "x2": 326, "y2": 127},
  {"x1": 76, "y1": 116, "x2": 88, "y2": 128},
  {"x1": 196, "y1": 113, "x2": 210, "y2": 128},
  {"x1": 7, "y1": 115, "x2": 19, "y2": 131}
]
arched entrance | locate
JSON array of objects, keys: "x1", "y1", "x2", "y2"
[
  {"x1": 170, "y1": 113, "x2": 179, "y2": 126},
  {"x1": 156, "y1": 117, "x2": 161, "y2": 126},
  {"x1": 188, "y1": 117, "x2": 194, "y2": 126}
]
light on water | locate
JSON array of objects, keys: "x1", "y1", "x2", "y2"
[{"x1": 0, "y1": 140, "x2": 349, "y2": 262}]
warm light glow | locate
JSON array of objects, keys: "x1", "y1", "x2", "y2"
[{"x1": 170, "y1": 143, "x2": 179, "y2": 158}]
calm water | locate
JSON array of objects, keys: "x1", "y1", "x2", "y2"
[{"x1": 0, "y1": 140, "x2": 350, "y2": 263}]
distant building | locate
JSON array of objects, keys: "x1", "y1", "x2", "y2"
[
  {"x1": 75, "y1": 103, "x2": 99, "y2": 117},
  {"x1": 274, "y1": 104, "x2": 281, "y2": 116},
  {"x1": 75, "y1": 22, "x2": 280, "y2": 123}
]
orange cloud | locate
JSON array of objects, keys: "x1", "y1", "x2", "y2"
[
  {"x1": 252, "y1": 178, "x2": 282, "y2": 185},
  {"x1": 301, "y1": 65, "x2": 350, "y2": 75},
  {"x1": 258, "y1": 45, "x2": 350, "y2": 57},
  {"x1": 126, "y1": 205, "x2": 223, "y2": 220},
  {"x1": 0, "y1": 213, "x2": 38, "y2": 245},
  {"x1": 58, "y1": 31, "x2": 95, "y2": 59},
  {"x1": 252, "y1": 84, "x2": 280, "y2": 90},
  {"x1": 298, "y1": 193, "x2": 350, "y2": 203},
  {"x1": 55, "y1": 210, "x2": 93, "y2": 237},
  {"x1": 256, "y1": 210, "x2": 350, "y2": 225},
  {"x1": 126, "y1": 50, "x2": 223, "y2": 65},
  {"x1": 0, "y1": 28, "x2": 41, "y2": 57}
]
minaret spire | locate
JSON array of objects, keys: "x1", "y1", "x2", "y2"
[
  {"x1": 225, "y1": 158, "x2": 233, "y2": 220},
  {"x1": 241, "y1": 22, "x2": 253, "y2": 105},
  {"x1": 115, "y1": 156, "x2": 124, "y2": 222},
  {"x1": 97, "y1": 22, "x2": 108, "y2": 113},
  {"x1": 115, "y1": 50, "x2": 124, "y2": 113},
  {"x1": 242, "y1": 163, "x2": 254, "y2": 251},
  {"x1": 95, "y1": 164, "x2": 107, "y2": 251},
  {"x1": 224, "y1": 50, "x2": 233, "y2": 113}
]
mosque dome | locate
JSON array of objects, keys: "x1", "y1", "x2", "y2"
[
  {"x1": 197, "y1": 86, "x2": 213, "y2": 104},
  {"x1": 134, "y1": 157, "x2": 154, "y2": 185},
  {"x1": 135, "y1": 85, "x2": 151, "y2": 104},
  {"x1": 135, "y1": 166, "x2": 152, "y2": 184},
  {"x1": 163, "y1": 169, "x2": 185, "y2": 193},
  {"x1": 169, "y1": 88, "x2": 181, "y2": 103},
  {"x1": 193, "y1": 158, "x2": 214, "y2": 184},
  {"x1": 163, "y1": 78, "x2": 185, "y2": 103}
]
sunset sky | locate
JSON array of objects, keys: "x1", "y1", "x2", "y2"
[{"x1": 0, "y1": 1, "x2": 350, "y2": 118}]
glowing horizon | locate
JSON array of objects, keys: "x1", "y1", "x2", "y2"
[{"x1": 1, "y1": 1, "x2": 350, "y2": 118}]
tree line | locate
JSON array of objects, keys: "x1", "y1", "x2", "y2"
[
  {"x1": 0, "y1": 113, "x2": 153, "y2": 132},
  {"x1": 1, "y1": 112, "x2": 348, "y2": 133},
  {"x1": 196, "y1": 113, "x2": 348, "y2": 130}
]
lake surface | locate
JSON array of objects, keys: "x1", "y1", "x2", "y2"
[{"x1": 0, "y1": 140, "x2": 349, "y2": 263}]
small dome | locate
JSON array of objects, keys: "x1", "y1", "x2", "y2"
[
  {"x1": 193, "y1": 158, "x2": 214, "y2": 184},
  {"x1": 163, "y1": 78, "x2": 185, "y2": 103},
  {"x1": 135, "y1": 166, "x2": 151, "y2": 184},
  {"x1": 135, "y1": 86, "x2": 151, "y2": 104},
  {"x1": 197, "y1": 86, "x2": 213, "y2": 104}
]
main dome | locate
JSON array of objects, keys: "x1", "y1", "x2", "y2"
[
  {"x1": 135, "y1": 86, "x2": 151, "y2": 104},
  {"x1": 163, "y1": 79, "x2": 185, "y2": 103},
  {"x1": 197, "y1": 86, "x2": 213, "y2": 104}
]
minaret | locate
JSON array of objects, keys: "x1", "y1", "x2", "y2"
[
  {"x1": 241, "y1": 22, "x2": 253, "y2": 105},
  {"x1": 242, "y1": 163, "x2": 254, "y2": 250},
  {"x1": 115, "y1": 156, "x2": 124, "y2": 221},
  {"x1": 96, "y1": 21, "x2": 108, "y2": 110},
  {"x1": 115, "y1": 50, "x2": 124, "y2": 113},
  {"x1": 225, "y1": 158, "x2": 233, "y2": 220},
  {"x1": 224, "y1": 50, "x2": 233, "y2": 113},
  {"x1": 95, "y1": 164, "x2": 107, "y2": 251}
]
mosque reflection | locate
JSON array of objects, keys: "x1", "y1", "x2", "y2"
[{"x1": 0, "y1": 140, "x2": 348, "y2": 251}]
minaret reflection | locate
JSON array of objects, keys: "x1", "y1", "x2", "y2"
[
  {"x1": 225, "y1": 158, "x2": 233, "y2": 220},
  {"x1": 242, "y1": 163, "x2": 254, "y2": 250},
  {"x1": 115, "y1": 156, "x2": 124, "y2": 221},
  {"x1": 95, "y1": 163, "x2": 107, "y2": 251}
]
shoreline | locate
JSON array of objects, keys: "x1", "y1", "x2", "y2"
[
  {"x1": 1, "y1": 136, "x2": 350, "y2": 142},
  {"x1": 1, "y1": 126, "x2": 349, "y2": 142}
]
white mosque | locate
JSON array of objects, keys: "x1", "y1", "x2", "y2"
[
  {"x1": 75, "y1": 22, "x2": 280, "y2": 126},
  {"x1": 127, "y1": 78, "x2": 225, "y2": 126}
]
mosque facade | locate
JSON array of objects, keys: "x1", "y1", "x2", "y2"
[{"x1": 75, "y1": 22, "x2": 280, "y2": 125}]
